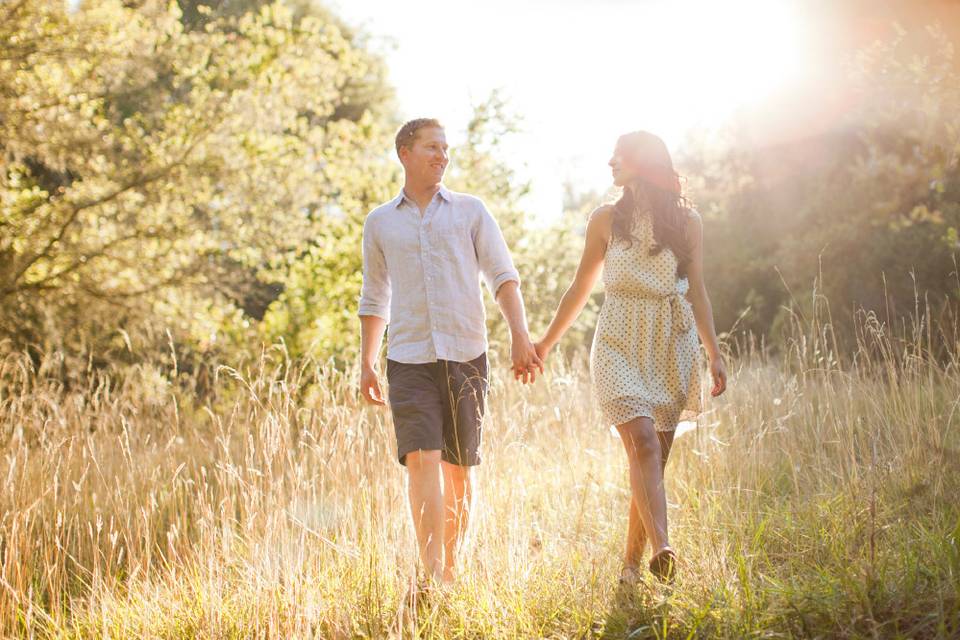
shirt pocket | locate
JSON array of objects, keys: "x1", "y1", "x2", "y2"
[{"x1": 429, "y1": 213, "x2": 476, "y2": 268}]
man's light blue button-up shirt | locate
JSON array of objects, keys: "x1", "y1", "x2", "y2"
[{"x1": 358, "y1": 185, "x2": 521, "y2": 364}]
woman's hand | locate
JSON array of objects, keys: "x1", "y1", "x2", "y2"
[
  {"x1": 534, "y1": 339, "x2": 552, "y2": 364},
  {"x1": 709, "y1": 355, "x2": 727, "y2": 397}
]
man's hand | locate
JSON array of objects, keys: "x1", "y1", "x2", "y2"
[
  {"x1": 360, "y1": 365, "x2": 386, "y2": 406},
  {"x1": 511, "y1": 333, "x2": 544, "y2": 384}
]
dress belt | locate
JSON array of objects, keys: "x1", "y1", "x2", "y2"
[
  {"x1": 666, "y1": 292, "x2": 693, "y2": 333},
  {"x1": 609, "y1": 290, "x2": 693, "y2": 334}
]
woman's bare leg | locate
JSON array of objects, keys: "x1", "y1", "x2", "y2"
[
  {"x1": 623, "y1": 429, "x2": 675, "y2": 570},
  {"x1": 617, "y1": 418, "x2": 671, "y2": 567}
]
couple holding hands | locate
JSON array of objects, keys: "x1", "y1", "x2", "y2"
[{"x1": 358, "y1": 118, "x2": 727, "y2": 589}]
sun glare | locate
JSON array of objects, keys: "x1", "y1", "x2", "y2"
[
  {"x1": 558, "y1": 0, "x2": 810, "y2": 203},
  {"x1": 676, "y1": 0, "x2": 806, "y2": 105},
  {"x1": 609, "y1": 0, "x2": 809, "y2": 137}
]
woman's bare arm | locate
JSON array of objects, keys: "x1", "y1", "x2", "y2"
[
  {"x1": 684, "y1": 211, "x2": 727, "y2": 396},
  {"x1": 536, "y1": 206, "x2": 612, "y2": 356}
]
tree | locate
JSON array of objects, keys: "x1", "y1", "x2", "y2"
[{"x1": 0, "y1": 0, "x2": 394, "y2": 371}]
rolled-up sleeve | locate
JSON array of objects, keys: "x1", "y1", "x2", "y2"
[
  {"x1": 473, "y1": 201, "x2": 520, "y2": 297},
  {"x1": 358, "y1": 215, "x2": 391, "y2": 322}
]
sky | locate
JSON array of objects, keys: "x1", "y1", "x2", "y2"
[{"x1": 330, "y1": 0, "x2": 819, "y2": 219}]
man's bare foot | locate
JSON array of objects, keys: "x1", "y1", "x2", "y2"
[
  {"x1": 403, "y1": 574, "x2": 438, "y2": 608},
  {"x1": 397, "y1": 576, "x2": 436, "y2": 634}
]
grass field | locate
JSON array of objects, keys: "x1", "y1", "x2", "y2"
[{"x1": 1, "y1": 306, "x2": 958, "y2": 638}]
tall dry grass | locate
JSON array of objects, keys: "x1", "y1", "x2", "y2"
[{"x1": 1, "y1": 297, "x2": 958, "y2": 638}]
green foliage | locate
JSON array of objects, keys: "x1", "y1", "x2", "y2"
[
  {"x1": 259, "y1": 116, "x2": 401, "y2": 360},
  {"x1": 0, "y1": 0, "x2": 393, "y2": 370}
]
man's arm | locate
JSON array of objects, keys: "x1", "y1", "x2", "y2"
[
  {"x1": 494, "y1": 281, "x2": 543, "y2": 384},
  {"x1": 359, "y1": 315, "x2": 387, "y2": 405},
  {"x1": 358, "y1": 216, "x2": 390, "y2": 405},
  {"x1": 473, "y1": 201, "x2": 542, "y2": 383}
]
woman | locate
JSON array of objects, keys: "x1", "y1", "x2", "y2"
[{"x1": 535, "y1": 131, "x2": 727, "y2": 582}]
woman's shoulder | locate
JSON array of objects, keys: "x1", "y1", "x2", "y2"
[
  {"x1": 584, "y1": 205, "x2": 615, "y2": 246},
  {"x1": 588, "y1": 204, "x2": 615, "y2": 225},
  {"x1": 587, "y1": 204, "x2": 615, "y2": 233}
]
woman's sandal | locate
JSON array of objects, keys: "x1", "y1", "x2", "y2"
[{"x1": 648, "y1": 547, "x2": 677, "y2": 583}]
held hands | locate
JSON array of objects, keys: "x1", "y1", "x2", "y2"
[
  {"x1": 511, "y1": 332, "x2": 544, "y2": 384},
  {"x1": 359, "y1": 364, "x2": 386, "y2": 406}
]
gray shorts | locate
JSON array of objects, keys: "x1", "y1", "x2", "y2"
[{"x1": 385, "y1": 353, "x2": 488, "y2": 467}]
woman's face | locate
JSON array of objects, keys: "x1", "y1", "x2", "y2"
[{"x1": 608, "y1": 137, "x2": 638, "y2": 187}]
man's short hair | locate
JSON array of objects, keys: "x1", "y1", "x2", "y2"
[{"x1": 395, "y1": 118, "x2": 443, "y2": 156}]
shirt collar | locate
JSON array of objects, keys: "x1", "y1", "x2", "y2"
[{"x1": 394, "y1": 184, "x2": 452, "y2": 209}]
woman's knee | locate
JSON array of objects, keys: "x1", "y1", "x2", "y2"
[{"x1": 618, "y1": 419, "x2": 661, "y2": 460}]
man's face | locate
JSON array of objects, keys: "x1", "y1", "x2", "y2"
[{"x1": 400, "y1": 126, "x2": 448, "y2": 184}]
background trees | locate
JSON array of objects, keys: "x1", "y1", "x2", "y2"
[
  {"x1": 680, "y1": 25, "x2": 960, "y2": 350},
  {"x1": 1, "y1": 0, "x2": 393, "y2": 372},
  {"x1": 1, "y1": 0, "x2": 957, "y2": 376}
]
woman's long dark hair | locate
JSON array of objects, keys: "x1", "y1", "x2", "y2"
[{"x1": 611, "y1": 131, "x2": 693, "y2": 279}]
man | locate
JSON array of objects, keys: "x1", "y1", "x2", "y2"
[{"x1": 358, "y1": 118, "x2": 541, "y2": 586}]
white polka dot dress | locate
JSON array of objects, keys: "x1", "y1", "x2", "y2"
[{"x1": 589, "y1": 209, "x2": 702, "y2": 431}]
